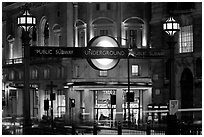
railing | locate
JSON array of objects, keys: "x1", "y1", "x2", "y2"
[{"x1": 2, "y1": 117, "x2": 202, "y2": 135}]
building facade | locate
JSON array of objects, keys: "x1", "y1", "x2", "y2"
[{"x1": 2, "y1": 2, "x2": 202, "y2": 126}]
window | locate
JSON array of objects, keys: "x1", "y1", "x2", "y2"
[
  {"x1": 107, "y1": 3, "x2": 111, "y2": 10},
  {"x1": 32, "y1": 27, "x2": 37, "y2": 45},
  {"x1": 44, "y1": 21, "x2": 49, "y2": 46},
  {"x1": 75, "y1": 20, "x2": 87, "y2": 47},
  {"x1": 92, "y1": 18, "x2": 114, "y2": 37},
  {"x1": 196, "y1": 58, "x2": 202, "y2": 79},
  {"x1": 44, "y1": 68, "x2": 50, "y2": 79},
  {"x1": 78, "y1": 29, "x2": 86, "y2": 47},
  {"x1": 126, "y1": 29, "x2": 142, "y2": 48},
  {"x1": 31, "y1": 69, "x2": 38, "y2": 79},
  {"x1": 57, "y1": 90, "x2": 65, "y2": 117},
  {"x1": 122, "y1": 18, "x2": 144, "y2": 48},
  {"x1": 96, "y1": 4, "x2": 100, "y2": 10},
  {"x1": 18, "y1": 71, "x2": 23, "y2": 80},
  {"x1": 57, "y1": 67, "x2": 64, "y2": 79},
  {"x1": 167, "y1": 2, "x2": 195, "y2": 13},
  {"x1": 7, "y1": 35, "x2": 15, "y2": 59},
  {"x1": 96, "y1": 3, "x2": 111, "y2": 11},
  {"x1": 34, "y1": 90, "x2": 39, "y2": 106},
  {"x1": 44, "y1": 90, "x2": 50, "y2": 100},
  {"x1": 100, "y1": 30, "x2": 109, "y2": 35},
  {"x1": 132, "y1": 65, "x2": 139, "y2": 76},
  {"x1": 179, "y1": 25, "x2": 193, "y2": 53},
  {"x1": 99, "y1": 70, "x2": 108, "y2": 77},
  {"x1": 75, "y1": 65, "x2": 79, "y2": 77},
  {"x1": 53, "y1": 24, "x2": 61, "y2": 47},
  {"x1": 9, "y1": 70, "x2": 15, "y2": 80}
]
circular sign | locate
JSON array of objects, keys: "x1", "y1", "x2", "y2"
[{"x1": 87, "y1": 36, "x2": 120, "y2": 70}]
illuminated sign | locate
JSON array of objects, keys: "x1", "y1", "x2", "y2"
[
  {"x1": 30, "y1": 47, "x2": 82, "y2": 58},
  {"x1": 31, "y1": 47, "x2": 165, "y2": 59},
  {"x1": 83, "y1": 47, "x2": 128, "y2": 59},
  {"x1": 87, "y1": 36, "x2": 122, "y2": 70},
  {"x1": 30, "y1": 47, "x2": 128, "y2": 59},
  {"x1": 30, "y1": 36, "x2": 166, "y2": 70}
]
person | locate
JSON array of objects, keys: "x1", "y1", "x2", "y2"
[{"x1": 99, "y1": 114, "x2": 105, "y2": 120}]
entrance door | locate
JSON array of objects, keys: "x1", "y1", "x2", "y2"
[
  {"x1": 123, "y1": 89, "x2": 142, "y2": 127},
  {"x1": 180, "y1": 68, "x2": 193, "y2": 122},
  {"x1": 94, "y1": 90, "x2": 116, "y2": 127}
]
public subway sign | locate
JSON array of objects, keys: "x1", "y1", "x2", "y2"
[
  {"x1": 30, "y1": 36, "x2": 166, "y2": 70},
  {"x1": 30, "y1": 46, "x2": 129, "y2": 59},
  {"x1": 30, "y1": 46, "x2": 165, "y2": 59}
]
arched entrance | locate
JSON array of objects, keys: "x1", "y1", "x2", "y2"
[{"x1": 180, "y1": 68, "x2": 193, "y2": 122}]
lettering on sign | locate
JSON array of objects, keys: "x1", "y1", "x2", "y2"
[
  {"x1": 35, "y1": 49, "x2": 53, "y2": 55},
  {"x1": 30, "y1": 47, "x2": 166, "y2": 58},
  {"x1": 30, "y1": 47, "x2": 81, "y2": 58},
  {"x1": 55, "y1": 49, "x2": 74, "y2": 55},
  {"x1": 131, "y1": 49, "x2": 166, "y2": 58},
  {"x1": 83, "y1": 47, "x2": 128, "y2": 59}
]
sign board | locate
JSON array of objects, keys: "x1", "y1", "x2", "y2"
[
  {"x1": 30, "y1": 46, "x2": 165, "y2": 59},
  {"x1": 30, "y1": 46, "x2": 128, "y2": 59},
  {"x1": 30, "y1": 36, "x2": 166, "y2": 70},
  {"x1": 30, "y1": 47, "x2": 82, "y2": 58},
  {"x1": 169, "y1": 100, "x2": 178, "y2": 115},
  {"x1": 86, "y1": 36, "x2": 121, "y2": 70},
  {"x1": 129, "y1": 48, "x2": 166, "y2": 58}
]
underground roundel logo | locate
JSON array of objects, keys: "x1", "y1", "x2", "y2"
[{"x1": 87, "y1": 36, "x2": 120, "y2": 70}]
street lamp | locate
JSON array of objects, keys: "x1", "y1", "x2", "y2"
[
  {"x1": 163, "y1": 16, "x2": 180, "y2": 101},
  {"x1": 17, "y1": 4, "x2": 36, "y2": 135},
  {"x1": 163, "y1": 16, "x2": 180, "y2": 135},
  {"x1": 163, "y1": 17, "x2": 180, "y2": 36}
]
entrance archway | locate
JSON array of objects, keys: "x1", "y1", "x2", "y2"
[{"x1": 180, "y1": 68, "x2": 193, "y2": 122}]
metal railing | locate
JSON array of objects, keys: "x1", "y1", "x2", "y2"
[{"x1": 2, "y1": 117, "x2": 202, "y2": 135}]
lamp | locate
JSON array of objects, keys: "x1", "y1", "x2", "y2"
[
  {"x1": 17, "y1": 5, "x2": 36, "y2": 32},
  {"x1": 163, "y1": 16, "x2": 180, "y2": 135},
  {"x1": 163, "y1": 16, "x2": 180, "y2": 101},
  {"x1": 17, "y1": 4, "x2": 36, "y2": 135},
  {"x1": 163, "y1": 17, "x2": 180, "y2": 36}
]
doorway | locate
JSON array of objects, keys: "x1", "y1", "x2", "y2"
[{"x1": 180, "y1": 68, "x2": 193, "y2": 122}]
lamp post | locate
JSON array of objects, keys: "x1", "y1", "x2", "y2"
[
  {"x1": 127, "y1": 52, "x2": 131, "y2": 126},
  {"x1": 163, "y1": 17, "x2": 180, "y2": 101},
  {"x1": 17, "y1": 4, "x2": 36, "y2": 135},
  {"x1": 163, "y1": 17, "x2": 180, "y2": 135}
]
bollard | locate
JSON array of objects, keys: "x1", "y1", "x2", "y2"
[
  {"x1": 166, "y1": 114, "x2": 179, "y2": 135},
  {"x1": 146, "y1": 122, "x2": 151, "y2": 135},
  {"x1": 72, "y1": 124, "x2": 76, "y2": 135},
  {"x1": 118, "y1": 121, "x2": 122, "y2": 135},
  {"x1": 93, "y1": 121, "x2": 97, "y2": 135}
]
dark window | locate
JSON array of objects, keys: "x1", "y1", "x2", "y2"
[
  {"x1": 126, "y1": 29, "x2": 142, "y2": 48},
  {"x1": 196, "y1": 58, "x2": 202, "y2": 79},
  {"x1": 32, "y1": 27, "x2": 37, "y2": 41},
  {"x1": 100, "y1": 30, "x2": 109, "y2": 36},
  {"x1": 167, "y1": 2, "x2": 195, "y2": 13},
  {"x1": 57, "y1": 10, "x2": 60, "y2": 17},
  {"x1": 44, "y1": 21, "x2": 49, "y2": 38},
  {"x1": 96, "y1": 4, "x2": 100, "y2": 10},
  {"x1": 44, "y1": 21, "x2": 49, "y2": 46},
  {"x1": 107, "y1": 3, "x2": 111, "y2": 10}
]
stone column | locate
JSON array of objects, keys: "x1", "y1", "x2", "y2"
[
  {"x1": 65, "y1": 87, "x2": 72, "y2": 125},
  {"x1": 84, "y1": 89, "x2": 94, "y2": 122},
  {"x1": 116, "y1": 89, "x2": 123, "y2": 123}
]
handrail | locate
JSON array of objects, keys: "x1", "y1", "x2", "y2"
[{"x1": 143, "y1": 108, "x2": 202, "y2": 113}]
